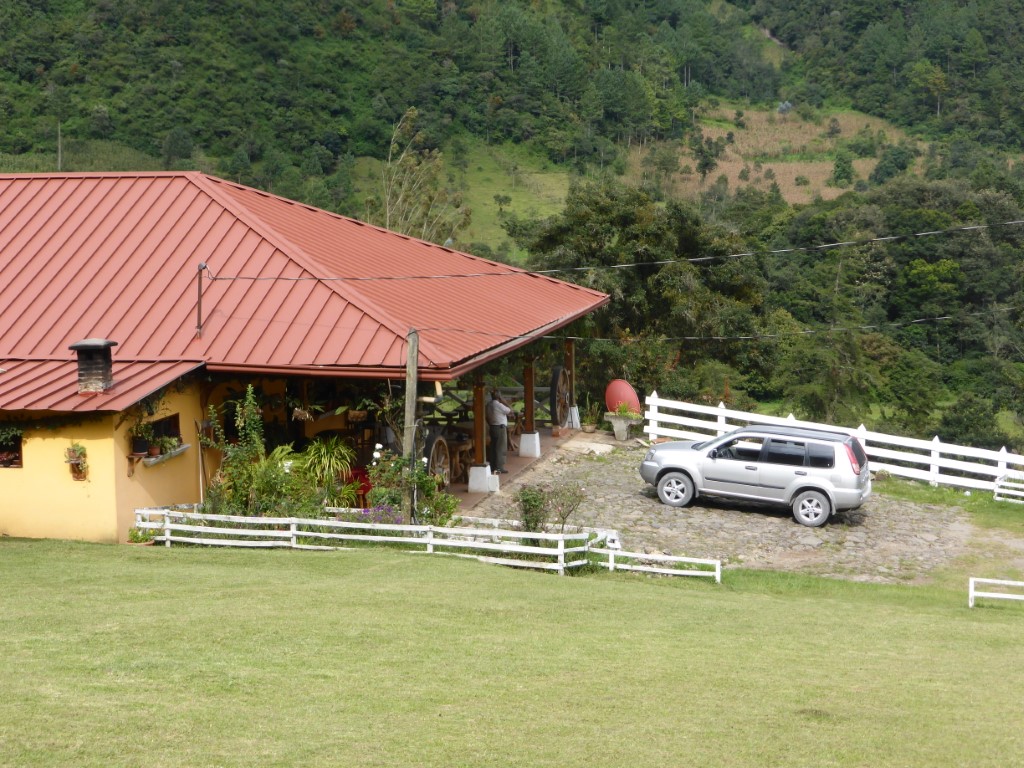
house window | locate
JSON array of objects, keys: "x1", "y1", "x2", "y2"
[
  {"x1": 0, "y1": 434, "x2": 23, "y2": 468},
  {"x1": 151, "y1": 414, "x2": 182, "y2": 444}
]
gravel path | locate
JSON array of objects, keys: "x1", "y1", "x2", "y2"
[{"x1": 468, "y1": 432, "x2": 979, "y2": 584}]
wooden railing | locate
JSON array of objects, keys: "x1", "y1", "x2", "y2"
[{"x1": 421, "y1": 384, "x2": 556, "y2": 427}]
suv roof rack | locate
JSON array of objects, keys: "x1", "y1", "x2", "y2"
[{"x1": 735, "y1": 424, "x2": 854, "y2": 442}]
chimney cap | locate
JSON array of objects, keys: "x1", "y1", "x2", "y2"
[{"x1": 69, "y1": 339, "x2": 118, "y2": 352}]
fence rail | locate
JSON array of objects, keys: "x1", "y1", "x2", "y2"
[
  {"x1": 968, "y1": 577, "x2": 1024, "y2": 608},
  {"x1": 135, "y1": 509, "x2": 720, "y2": 579},
  {"x1": 644, "y1": 393, "x2": 1024, "y2": 494},
  {"x1": 590, "y1": 548, "x2": 721, "y2": 582}
]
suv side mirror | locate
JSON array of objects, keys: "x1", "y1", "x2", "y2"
[{"x1": 708, "y1": 448, "x2": 718, "y2": 459}]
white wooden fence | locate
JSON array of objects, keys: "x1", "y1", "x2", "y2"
[
  {"x1": 968, "y1": 577, "x2": 1024, "y2": 608},
  {"x1": 590, "y1": 548, "x2": 721, "y2": 582},
  {"x1": 134, "y1": 508, "x2": 721, "y2": 580},
  {"x1": 644, "y1": 393, "x2": 1024, "y2": 494}
]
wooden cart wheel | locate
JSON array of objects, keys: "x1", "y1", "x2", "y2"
[
  {"x1": 424, "y1": 434, "x2": 451, "y2": 490},
  {"x1": 550, "y1": 365, "x2": 571, "y2": 428}
]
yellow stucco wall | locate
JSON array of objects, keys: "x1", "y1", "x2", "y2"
[
  {"x1": 1, "y1": 418, "x2": 120, "y2": 542},
  {"x1": 0, "y1": 382, "x2": 205, "y2": 543},
  {"x1": 112, "y1": 384, "x2": 205, "y2": 541}
]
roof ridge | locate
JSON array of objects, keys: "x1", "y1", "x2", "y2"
[{"x1": 184, "y1": 173, "x2": 447, "y2": 364}]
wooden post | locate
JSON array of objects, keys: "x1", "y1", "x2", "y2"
[
  {"x1": 403, "y1": 329, "x2": 418, "y2": 522},
  {"x1": 523, "y1": 358, "x2": 535, "y2": 434},
  {"x1": 473, "y1": 372, "x2": 486, "y2": 466},
  {"x1": 563, "y1": 339, "x2": 576, "y2": 408}
]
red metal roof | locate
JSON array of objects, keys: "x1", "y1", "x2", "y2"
[
  {"x1": 0, "y1": 359, "x2": 203, "y2": 412},
  {"x1": 0, "y1": 172, "x2": 608, "y2": 411}
]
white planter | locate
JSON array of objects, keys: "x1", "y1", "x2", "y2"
[{"x1": 605, "y1": 414, "x2": 643, "y2": 441}]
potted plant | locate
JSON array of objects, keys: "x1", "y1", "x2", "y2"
[
  {"x1": 155, "y1": 435, "x2": 180, "y2": 455},
  {"x1": 128, "y1": 421, "x2": 155, "y2": 455},
  {"x1": 339, "y1": 397, "x2": 377, "y2": 424},
  {"x1": 605, "y1": 401, "x2": 644, "y2": 441},
  {"x1": 65, "y1": 442, "x2": 88, "y2": 480},
  {"x1": 580, "y1": 400, "x2": 601, "y2": 433}
]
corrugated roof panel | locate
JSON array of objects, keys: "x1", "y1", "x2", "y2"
[
  {"x1": 1, "y1": 172, "x2": 608, "y2": 410},
  {"x1": 0, "y1": 359, "x2": 203, "y2": 412}
]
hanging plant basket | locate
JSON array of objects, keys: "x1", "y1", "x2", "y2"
[{"x1": 65, "y1": 445, "x2": 88, "y2": 480}]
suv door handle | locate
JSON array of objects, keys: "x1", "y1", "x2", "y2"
[
  {"x1": 795, "y1": 470, "x2": 807, "y2": 476},
  {"x1": 745, "y1": 466, "x2": 757, "y2": 471}
]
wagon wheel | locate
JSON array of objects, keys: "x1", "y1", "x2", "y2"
[
  {"x1": 424, "y1": 434, "x2": 451, "y2": 490},
  {"x1": 549, "y1": 365, "x2": 571, "y2": 428}
]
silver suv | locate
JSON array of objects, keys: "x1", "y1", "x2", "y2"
[{"x1": 639, "y1": 425, "x2": 871, "y2": 527}]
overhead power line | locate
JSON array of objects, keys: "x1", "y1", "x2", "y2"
[{"x1": 200, "y1": 217, "x2": 1024, "y2": 284}]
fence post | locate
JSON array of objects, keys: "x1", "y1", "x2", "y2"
[
  {"x1": 426, "y1": 526, "x2": 434, "y2": 554},
  {"x1": 163, "y1": 510, "x2": 171, "y2": 548},
  {"x1": 557, "y1": 536, "x2": 565, "y2": 576},
  {"x1": 609, "y1": 550, "x2": 616, "y2": 572},
  {"x1": 930, "y1": 436, "x2": 941, "y2": 486},
  {"x1": 646, "y1": 390, "x2": 660, "y2": 441},
  {"x1": 998, "y1": 446, "x2": 1008, "y2": 478},
  {"x1": 717, "y1": 401, "x2": 727, "y2": 435},
  {"x1": 290, "y1": 521, "x2": 297, "y2": 549}
]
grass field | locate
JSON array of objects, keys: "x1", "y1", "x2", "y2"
[
  {"x1": 2, "y1": 538, "x2": 1021, "y2": 767},
  {"x1": 354, "y1": 140, "x2": 570, "y2": 262}
]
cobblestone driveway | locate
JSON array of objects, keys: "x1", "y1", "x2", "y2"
[{"x1": 469, "y1": 433, "x2": 978, "y2": 584}]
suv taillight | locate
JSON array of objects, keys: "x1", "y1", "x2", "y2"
[{"x1": 845, "y1": 444, "x2": 861, "y2": 475}]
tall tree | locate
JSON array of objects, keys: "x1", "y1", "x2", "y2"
[{"x1": 365, "y1": 107, "x2": 470, "y2": 244}]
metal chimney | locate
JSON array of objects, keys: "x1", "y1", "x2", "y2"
[{"x1": 69, "y1": 339, "x2": 118, "y2": 393}]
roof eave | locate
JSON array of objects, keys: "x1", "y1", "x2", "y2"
[{"x1": 204, "y1": 296, "x2": 609, "y2": 382}]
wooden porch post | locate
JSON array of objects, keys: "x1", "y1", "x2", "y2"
[
  {"x1": 466, "y1": 371, "x2": 494, "y2": 492},
  {"x1": 563, "y1": 338, "x2": 579, "y2": 428},
  {"x1": 472, "y1": 372, "x2": 486, "y2": 466},
  {"x1": 519, "y1": 357, "x2": 542, "y2": 458},
  {"x1": 523, "y1": 358, "x2": 535, "y2": 434},
  {"x1": 563, "y1": 338, "x2": 576, "y2": 408}
]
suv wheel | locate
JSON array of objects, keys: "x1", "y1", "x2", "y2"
[
  {"x1": 657, "y1": 471, "x2": 695, "y2": 507},
  {"x1": 791, "y1": 490, "x2": 831, "y2": 527}
]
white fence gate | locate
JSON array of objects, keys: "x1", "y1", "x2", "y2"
[{"x1": 644, "y1": 393, "x2": 1024, "y2": 494}]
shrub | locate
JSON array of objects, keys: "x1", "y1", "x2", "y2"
[
  {"x1": 201, "y1": 385, "x2": 339, "y2": 518},
  {"x1": 512, "y1": 482, "x2": 585, "y2": 533},
  {"x1": 367, "y1": 447, "x2": 458, "y2": 526}
]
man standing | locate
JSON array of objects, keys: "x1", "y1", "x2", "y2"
[{"x1": 486, "y1": 389, "x2": 513, "y2": 474}]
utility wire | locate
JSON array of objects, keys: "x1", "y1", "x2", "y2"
[{"x1": 200, "y1": 217, "x2": 1024, "y2": 283}]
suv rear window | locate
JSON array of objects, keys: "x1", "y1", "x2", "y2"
[
  {"x1": 846, "y1": 438, "x2": 867, "y2": 467},
  {"x1": 763, "y1": 440, "x2": 806, "y2": 466},
  {"x1": 807, "y1": 443, "x2": 835, "y2": 469}
]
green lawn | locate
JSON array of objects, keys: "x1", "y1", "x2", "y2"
[{"x1": 1, "y1": 539, "x2": 1021, "y2": 767}]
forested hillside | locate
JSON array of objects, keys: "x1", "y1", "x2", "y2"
[
  {"x1": 739, "y1": 0, "x2": 1024, "y2": 147},
  {"x1": 3, "y1": 0, "x2": 1024, "y2": 445},
  {"x1": 0, "y1": 0, "x2": 775, "y2": 184}
]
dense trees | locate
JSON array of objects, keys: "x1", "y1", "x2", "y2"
[
  {"x1": 508, "y1": 172, "x2": 1024, "y2": 441},
  {"x1": 741, "y1": 0, "x2": 1024, "y2": 149},
  {"x1": 0, "y1": 0, "x2": 782, "y2": 199}
]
